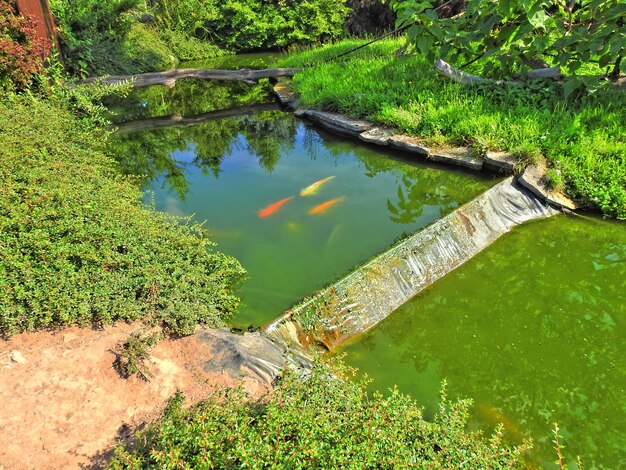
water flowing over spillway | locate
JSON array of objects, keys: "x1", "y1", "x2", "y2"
[{"x1": 265, "y1": 177, "x2": 557, "y2": 349}]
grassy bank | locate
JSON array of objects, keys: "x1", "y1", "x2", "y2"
[
  {"x1": 280, "y1": 39, "x2": 626, "y2": 219},
  {"x1": 0, "y1": 93, "x2": 245, "y2": 337},
  {"x1": 110, "y1": 362, "x2": 529, "y2": 468}
]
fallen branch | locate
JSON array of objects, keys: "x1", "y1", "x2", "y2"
[
  {"x1": 434, "y1": 59, "x2": 492, "y2": 85},
  {"x1": 526, "y1": 67, "x2": 562, "y2": 79},
  {"x1": 80, "y1": 68, "x2": 300, "y2": 88},
  {"x1": 111, "y1": 103, "x2": 280, "y2": 134},
  {"x1": 435, "y1": 59, "x2": 562, "y2": 85}
]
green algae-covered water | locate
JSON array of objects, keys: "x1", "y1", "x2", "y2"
[
  {"x1": 106, "y1": 80, "x2": 494, "y2": 327},
  {"x1": 338, "y1": 215, "x2": 626, "y2": 468}
]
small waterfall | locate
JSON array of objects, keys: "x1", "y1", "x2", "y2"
[{"x1": 264, "y1": 177, "x2": 558, "y2": 351}]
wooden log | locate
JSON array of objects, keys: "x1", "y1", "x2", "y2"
[
  {"x1": 526, "y1": 67, "x2": 561, "y2": 80},
  {"x1": 111, "y1": 103, "x2": 280, "y2": 134},
  {"x1": 436, "y1": 59, "x2": 563, "y2": 86},
  {"x1": 434, "y1": 59, "x2": 492, "y2": 86},
  {"x1": 80, "y1": 68, "x2": 300, "y2": 88}
]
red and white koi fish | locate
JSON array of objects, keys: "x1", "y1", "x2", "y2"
[
  {"x1": 258, "y1": 196, "x2": 294, "y2": 218},
  {"x1": 308, "y1": 197, "x2": 345, "y2": 215},
  {"x1": 300, "y1": 176, "x2": 335, "y2": 196}
]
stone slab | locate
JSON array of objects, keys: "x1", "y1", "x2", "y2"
[
  {"x1": 388, "y1": 134, "x2": 430, "y2": 156},
  {"x1": 273, "y1": 80, "x2": 299, "y2": 109},
  {"x1": 430, "y1": 147, "x2": 483, "y2": 171},
  {"x1": 302, "y1": 110, "x2": 374, "y2": 136},
  {"x1": 484, "y1": 151, "x2": 517, "y2": 174},
  {"x1": 359, "y1": 127, "x2": 395, "y2": 146},
  {"x1": 518, "y1": 164, "x2": 578, "y2": 211}
]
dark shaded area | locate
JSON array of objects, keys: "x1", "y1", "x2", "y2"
[{"x1": 345, "y1": 0, "x2": 396, "y2": 36}]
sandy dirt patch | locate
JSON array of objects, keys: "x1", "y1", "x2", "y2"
[{"x1": 0, "y1": 323, "x2": 269, "y2": 469}]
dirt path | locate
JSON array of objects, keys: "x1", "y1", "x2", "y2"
[{"x1": 0, "y1": 323, "x2": 270, "y2": 469}]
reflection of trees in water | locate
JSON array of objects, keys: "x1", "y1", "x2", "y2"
[
  {"x1": 241, "y1": 114, "x2": 297, "y2": 172},
  {"x1": 109, "y1": 111, "x2": 298, "y2": 198},
  {"x1": 105, "y1": 80, "x2": 273, "y2": 123},
  {"x1": 304, "y1": 135, "x2": 489, "y2": 224},
  {"x1": 365, "y1": 218, "x2": 626, "y2": 466}
]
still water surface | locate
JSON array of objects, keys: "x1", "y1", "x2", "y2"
[
  {"x1": 107, "y1": 80, "x2": 493, "y2": 327},
  {"x1": 338, "y1": 215, "x2": 626, "y2": 468},
  {"x1": 107, "y1": 65, "x2": 626, "y2": 467}
]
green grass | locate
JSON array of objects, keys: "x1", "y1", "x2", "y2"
[
  {"x1": 0, "y1": 94, "x2": 245, "y2": 337},
  {"x1": 279, "y1": 39, "x2": 626, "y2": 219},
  {"x1": 109, "y1": 361, "x2": 529, "y2": 468}
]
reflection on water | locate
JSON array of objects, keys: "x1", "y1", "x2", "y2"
[
  {"x1": 182, "y1": 51, "x2": 287, "y2": 70},
  {"x1": 106, "y1": 80, "x2": 494, "y2": 327},
  {"x1": 338, "y1": 215, "x2": 626, "y2": 469}
]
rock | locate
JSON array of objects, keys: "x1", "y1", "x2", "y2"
[
  {"x1": 359, "y1": 127, "x2": 395, "y2": 146},
  {"x1": 301, "y1": 110, "x2": 374, "y2": 137},
  {"x1": 10, "y1": 350, "x2": 27, "y2": 364},
  {"x1": 518, "y1": 164, "x2": 579, "y2": 211},
  {"x1": 273, "y1": 79, "x2": 299, "y2": 109},
  {"x1": 484, "y1": 151, "x2": 517, "y2": 174},
  {"x1": 294, "y1": 108, "x2": 307, "y2": 117},
  {"x1": 430, "y1": 147, "x2": 483, "y2": 171},
  {"x1": 388, "y1": 134, "x2": 430, "y2": 156},
  {"x1": 196, "y1": 328, "x2": 311, "y2": 385}
]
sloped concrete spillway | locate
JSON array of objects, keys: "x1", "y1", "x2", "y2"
[{"x1": 264, "y1": 176, "x2": 558, "y2": 351}]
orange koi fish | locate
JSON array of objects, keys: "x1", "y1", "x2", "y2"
[
  {"x1": 308, "y1": 197, "x2": 345, "y2": 215},
  {"x1": 258, "y1": 196, "x2": 294, "y2": 218},
  {"x1": 300, "y1": 176, "x2": 335, "y2": 196}
]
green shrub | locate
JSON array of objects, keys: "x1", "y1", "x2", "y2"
[
  {"x1": 0, "y1": 94, "x2": 245, "y2": 337},
  {"x1": 118, "y1": 23, "x2": 176, "y2": 72},
  {"x1": 113, "y1": 331, "x2": 162, "y2": 380},
  {"x1": 50, "y1": 0, "x2": 145, "y2": 76},
  {"x1": 157, "y1": 28, "x2": 224, "y2": 62},
  {"x1": 109, "y1": 362, "x2": 530, "y2": 468},
  {"x1": 151, "y1": 0, "x2": 349, "y2": 51}
]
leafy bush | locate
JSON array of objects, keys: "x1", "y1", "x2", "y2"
[
  {"x1": 0, "y1": 2, "x2": 48, "y2": 91},
  {"x1": 0, "y1": 94, "x2": 245, "y2": 337},
  {"x1": 157, "y1": 28, "x2": 224, "y2": 62},
  {"x1": 113, "y1": 331, "x2": 162, "y2": 380},
  {"x1": 117, "y1": 23, "x2": 176, "y2": 72},
  {"x1": 49, "y1": 0, "x2": 144, "y2": 76},
  {"x1": 151, "y1": 0, "x2": 349, "y2": 51},
  {"x1": 50, "y1": 0, "x2": 226, "y2": 75},
  {"x1": 110, "y1": 362, "x2": 530, "y2": 468},
  {"x1": 393, "y1": 0, "x2": 626, "y2": 95}
]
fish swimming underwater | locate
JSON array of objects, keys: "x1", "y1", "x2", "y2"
[
  {"x1": 258, "y1": 196, "x2": 294, "y2": 218},
  {"x1": 308, "y1": 197, "x2": 345, "y2": 215},
  {"x1": 300, "y1": 176, "x2": 335, "y2": 196}
]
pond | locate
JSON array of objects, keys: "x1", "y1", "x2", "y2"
[
  {"x1": 106, "y1": 79, "x2": 494, "y2": 327},
  {"x1": 182, "y1": 51, "x2": 288, "y2": 70},
  {"x1": 337, "y1": 214, "x2": 626, "y2": 468}
]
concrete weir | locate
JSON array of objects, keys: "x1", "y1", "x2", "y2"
[{"x1": 264, "y1": 177, "x2": 558, "y2": 351}]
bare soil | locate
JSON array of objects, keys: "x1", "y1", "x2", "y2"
[{"x1": 0, "y1": 323, "x2": 269, "y2": 470}]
